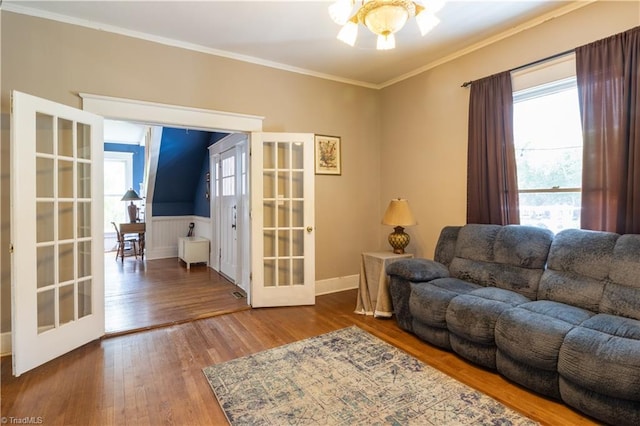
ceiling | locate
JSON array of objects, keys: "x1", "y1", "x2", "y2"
[{"x1": 5, "y1": 0, "x2": 587, "y2": 88}]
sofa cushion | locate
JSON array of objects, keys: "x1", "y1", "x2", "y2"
[
  {"x1": 558, "y1": 314, "x2": 640, "y2": 401},
  {"x1": 409, "y1": 278, "x2": 480, "y2": 328},
  {"x1": 538, "y1": 228, "x2": 619, "y2": 311},
  {"x1": 601, "y1": 234, "x2": 640, "y2": 320},
  {"x1": 446, "y1": 287, "x2": 530, "y2": 345},
  {"x1": 495, "y1": 300, "x2": 594, "y2": 371},
  {"x1": 386, "y1": 258, "x2": 450, "y2": 282},
  {"x1": 448, "y1": 224, "x2": 553, "y2": 299},
  {"x1": 433, "y1": 225, "x2": 461, "y2": 267}
]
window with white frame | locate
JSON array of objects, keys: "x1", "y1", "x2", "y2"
[
  {"x1": 512, "y1": 55, "x2": 583, "y2": 233},
  {"x1": 104, "y1": 151, "x2": 133, "y2": 233}
]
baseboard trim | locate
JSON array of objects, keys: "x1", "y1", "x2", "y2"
[
  {"x1": 316, "y1": 274, "x2": 359, "y2": 296},
  {"x1": 1, "y1": 331, "x2": 11, "y2": 356}
]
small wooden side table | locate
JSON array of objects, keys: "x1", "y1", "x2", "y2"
[{"x1": 355, "y1": 251, "x2": 413, "y2": 318}]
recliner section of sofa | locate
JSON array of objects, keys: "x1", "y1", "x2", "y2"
[{"x1": 387, "y1": 224, "x2": 640, "y2": 426}]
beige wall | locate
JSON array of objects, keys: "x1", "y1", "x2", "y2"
[
  {"x1": 0, "y1": 12, "x2": 382, "y2": 333},
  {"x1": 379, "y1": 0, "x2": 640, "y2": 259}
]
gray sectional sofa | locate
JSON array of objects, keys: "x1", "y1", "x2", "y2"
[{"x1": 387, "y1": 224, "x2": 640, "y2": 425}]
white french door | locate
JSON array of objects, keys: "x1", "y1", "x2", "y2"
[
  {"x1": 250, "y1": 132, "x2": 315, "y2": 307},
  {"x1": 10, "y1": 91, "x2": 104, "y2": 376}
]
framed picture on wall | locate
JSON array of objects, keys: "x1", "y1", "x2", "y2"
[{"x1": 314, "y1": 134, "x2": 341, "y2": 175}]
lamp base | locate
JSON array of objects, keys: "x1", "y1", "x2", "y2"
[
  {"x1": 388, "y1": 226, "x2": 410, "y2": 254},
  {"x1": 127, "y1": 202, "x2": 138, "y2": 223}
]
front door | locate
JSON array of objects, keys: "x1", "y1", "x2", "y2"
[
  {"x1": 219, "y1": 148, "x2": 237, "y2": 281},
  {"x1": 10, "y1": 91, "x2": 104, "y2": 376},
  {"x1": 250, "y1": 133, "x2": 315, "y2": 307}
]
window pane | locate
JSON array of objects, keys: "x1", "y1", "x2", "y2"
[
  {"x1": 519, "y1": 192, "x2": 581, "y2": 234},
  {"x1": 514, "y1": 78, "x2": 583, "y2": 233},
  {"x1": 514, "y1": 86, "x2": 583, "y2": 190}
]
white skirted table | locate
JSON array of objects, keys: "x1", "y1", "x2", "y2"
[{"x1": 355, "y1": 251, "x2": 413, "y2": 318}]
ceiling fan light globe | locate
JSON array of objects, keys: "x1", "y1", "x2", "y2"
[
  {"x1": 377, "y1": 33, "x2": 396, "y2": 50},
  {"x1": 337, "y1": 21, "x2": 358, "y2": 46},
  {"x1": 329, "y1": 0, "x2": 353, "y2": 25},
  {"x1": 415, "y1": 11, "x2": 440, "y2": 36}
]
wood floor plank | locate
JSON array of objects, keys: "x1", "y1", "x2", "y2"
[
  {"x1": 104, "y1": 254, "x2": 250, "y2": 334},
  {"x1": 2, "y1": 287, "x2": 599, "y2": 425}
]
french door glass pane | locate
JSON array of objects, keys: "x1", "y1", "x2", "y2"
[
  {"x1": 36, "y1": 158, "x2": 54, "y2": 198},
  {"x1": 59, "y1": 243, "x2": 74, "y2": 283},
  {"x1": 59, "y1": 201, "x2": 74, "y2": 240},
  {"x1": 58, "y1": 118, "x2": 73, "y2": 157},
  {"x1": 59, "y1": 284, "x2": 75, "y2": 325},
  {"x1": 37, "y1": 246, "x2": 55, "y2": 289},
  {"x1": 37, "y1": 289, "x2": 55, "y2": 333},
  {"x1": 76, "y1": 122, "x2": 91, "y2": 159},
  {"x1": 58, "y1": 159, "x2": 74, "y2": 198},
  {"x1": 78, "y1": 280, "x2": 92, "y2": 318},
  {"x1": 36, "y1": 113, "x2": 54, "y2": 154},
  {"x1": 78, "y1": 163, "x2": 91, "y2": 198},
  {"x1": 36, "y1": 202, "x2": 54, "y2": 243}
]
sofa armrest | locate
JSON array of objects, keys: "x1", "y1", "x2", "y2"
[{"x1": 386, "y1": 258, "x2": 450, "y2": 282}]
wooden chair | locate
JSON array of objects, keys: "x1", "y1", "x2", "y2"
[{"x1": 112, "y1": 222, "x2": 138, "y2": 262}]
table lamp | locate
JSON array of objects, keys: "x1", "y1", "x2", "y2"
[
  {"x1": 382, "y1": 198, "x2": 417, "y2": 254},
  {"x1": 121, "y1": 188, "x2": 142, "y2": 223}
]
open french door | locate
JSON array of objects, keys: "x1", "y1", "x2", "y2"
[
  {"x1": 11, "y1": 91, "x2": 104, "y2": 376},
  {"x1": 250, "y1": 133, "x2": 315, "y2": 307}
]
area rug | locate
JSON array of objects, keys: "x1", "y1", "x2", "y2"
[{"x1": 203, "y1": 326, "x2": 538, "y2": 425}]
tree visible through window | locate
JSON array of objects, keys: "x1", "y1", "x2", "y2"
[{"x1": 513, "y1": 78, "x2": 583, "y2": 233}]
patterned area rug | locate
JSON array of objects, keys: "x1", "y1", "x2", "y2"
[{"x1": 203, "y1": 326, "x2": 538, "y2": 425}]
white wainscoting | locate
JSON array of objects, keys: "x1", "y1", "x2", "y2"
[{"x1": 146, "y1": 215, "x2": 211, "y2": 260}]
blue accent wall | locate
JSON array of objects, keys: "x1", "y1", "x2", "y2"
[
  {"x1": 104, "y1": 143, "x2": 145, "y2": 194},
  {"x1": 153, "y1": 128, "x2": 228, "y2": 217}
]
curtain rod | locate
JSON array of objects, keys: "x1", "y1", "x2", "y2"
[{"x1": 460, "y1": 48, "x2": 575, "y2": 88}]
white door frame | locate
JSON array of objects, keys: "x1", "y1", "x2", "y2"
[{"x1": 80, "y1": 94, "x2": 263, "y2": 306}]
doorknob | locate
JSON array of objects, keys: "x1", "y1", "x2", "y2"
[{"x1": 306, "y1": 226, "x2": 313, "y2": 233}]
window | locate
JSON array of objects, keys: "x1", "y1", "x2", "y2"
[
  {"x1": 513, "y1": 77, "x2": 583, "y2": 233},
  {"x1": 104, "y1": 151, "x2": 133, "y2": 232}
]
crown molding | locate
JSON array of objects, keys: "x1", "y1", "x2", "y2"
[{"x1": 4, "y1": 1, "x2": 596, "y2": 91}]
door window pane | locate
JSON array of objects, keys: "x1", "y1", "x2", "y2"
[
  {"x1": 59, "y1": 243, "x2": 74, "y2": 283},
  {"x1": 59, "y1": 201, "x2": 74, "y2": 240},
  {"x1": 37, "y1": 289, "x2": 55, "y2": 333},
  {"x1": 59, "y1": 284, "x2": 75, "y2": 325},
  {"x1": 58, "y1": 118, "x2": 73, "y2": 157},
  {"x1": 58, "y1": 159, "x2": 74, "y2": 198},
  {"x1": 36, "y1": 202, "x2": 55, "y2": 243},
  {"x1": 37, "y1": 246, "x2": 55, "y2": 289},
  {"x1": 78, "y1": 280, "x2": 92, "y2": 318},
  {"x1": 77, "y1": 122, "x2": 91, "y2": 160},
  {"x1": 36, "y1": 157, "x2": 54, "y2": 198},
  {"x1": 36, "y1": 113, "x2": 54, "y2": 155}
]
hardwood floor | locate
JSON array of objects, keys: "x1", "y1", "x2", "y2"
[
  {"x1": 1, "y1": 289, "x2": 598, "y2": 426},
  {"x1": 105, "y1": 254, "x2": 250, "y2": 335}
]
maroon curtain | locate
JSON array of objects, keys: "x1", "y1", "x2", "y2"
[
  {"x1": 467, "y1": 71, "x2": 520, "y2": 225},
  {"x1": 577, "y1": 26, "x2": 640, "y2": 234}
]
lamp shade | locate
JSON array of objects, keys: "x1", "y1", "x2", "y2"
[
  {"x1": 121, "y1": 189, "x2": 142, "y2": 201},
  {"x1": 382, "y1": 198, "x2": 416, "y2": 227}
]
